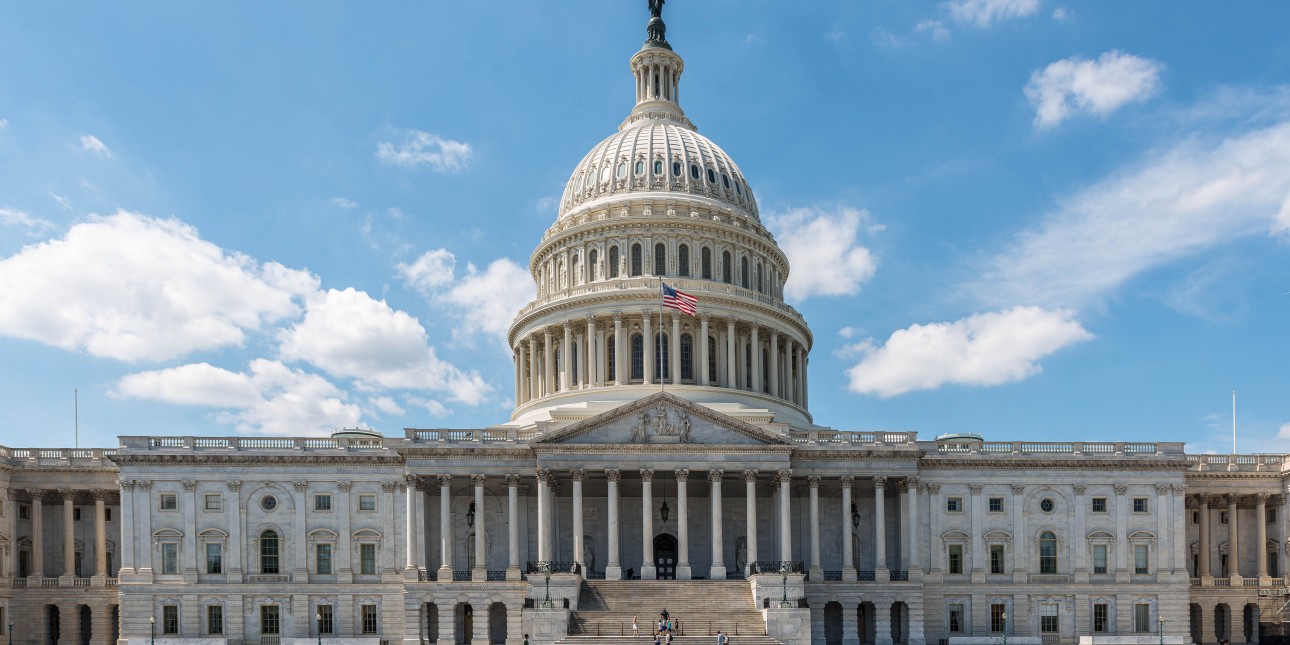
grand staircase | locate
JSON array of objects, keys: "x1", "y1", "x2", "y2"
[{"x1": 554, "y1": 580, "x2": 784, "y2": 645}]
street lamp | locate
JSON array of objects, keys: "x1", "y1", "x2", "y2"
[
  {"x1": 149, "y1": 616, "x2": 156, "y2": 645},
  {"x1": 1159, "y1": 615, "x2": 1165, "y2": 645},
  {"x1": 316, "y1": 612, "x2": 322, "y2": 645},
  {"x1": 780, "y1": 562, "x2": 790, "y2": 607},
  {"x1": 9, "y1": 621, "x2": 13, "y2": 645},
  {"x1": 540, "y1": 562, "x2": 553, "y2": 608}
]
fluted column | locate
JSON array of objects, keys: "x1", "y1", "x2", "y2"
[
  {"x1": 613, "y1": 313, "x2": 625, "y2": 385},
  {"x1": 1228, "y1": 493, "x2": 1241, "y2": 580},
  {"x1": 641, "y1": 469, "x2": 656, "y2": 578},
  {"x1": 802, "y1": 353, "x2": 809, "y2": 408},
  {"x1": 1156, "y1": 485, "x2": 1170, "y2": 577},
  {"x1": 778, "y1": 470, "x2": 792, "y2": 562},
  {"x1": 643, "y1": 311, "x2": 655, "y2": 383},
  {"x1": 1199, "y1": 494, "x2": 1212, "y2": 579},
  {"x1": 676, "y1": 470, "x2": 691, "y2": 579},
  {"x1": 506, "y1": 475, "x2": 520, "y2": 580},
  {"x1": 527, "y1": 337, "x2": 539, "y2": 400},
  {"x1": 873, "y1": 476, "x2": 887, "y2": 573},
  {"x1": 751, "y1": 325, "x2": 762, "y2": 393},
  {"x1": 561, "y1": 322, "x2": 572, "y2": 391},
  {"x1": 606, "y1": 470, "x2": 622, "y2": 579},
  {"x1": 585, "y1": 315, "x2": 597, "y2": 388},
  {"x1": 405, "y1": 475, "x2": 418, "y2": 571},
  {"x1": 94, "y1": 490, "x2": 107, "y2": 577},
  {"x1": 1257, "y1": 493, "x2": 1269, "y2": 580},
  {"x1": 437, "y1": 476, "x2": 453, "y2": 576},
  {"x1": 62, "y1": 490, "x2": 75, "y2": 577},
  {"x1": 808, "y1": 476, "x2": 822, "y2": 578},
  {"x1": 745, "y1": 470, "x2": 759, "y2": 575},
  {"x1": 571, "y1": 469, "x2": 585, "y2": 574},
  {"x1": 907, "y1": 477, "x2": 920, "y2": 570},
  {"x1": 710, "y1": 469, "x2": 726, "y2": 579},
  {"x1": 769, "y1": 331, "x2": 779, "y2": 398},
  {"x1": 841, "y1": 476, "x2": 856, "y2": 581},
  {"x1": 670, "y1": 314, "x2": 681, "y2": 384},
  {"x1": 1013, "y1": 484, "x2": 1028, "y2": 582},
  {"x1": 514, "y1": 349, "x2": 522, "y2": 404},
  {"x1": 535, "y1": 469, "x2": 551, "y2": 562},
  {"x1": 725, "y1": 318, "x2": 737, "y2": 388},
  {"x1": 794, "y1": 344, "x2": 804, "y2": 404},
  {"x1": 471, "y1": 475, "x2": 487, "y2": 580},
  {"x1": 699, "y1": 314, "x2": 711, "y2": 385},
  {"x1": 542, "y1": 328, "x2": 555, "y2": 396},
  {"x1": 969, "y1": 484, "x2": 984, "y2": 578},
  {"x1": 29, "y1": 490, "x2": 44, "y2": 578}
]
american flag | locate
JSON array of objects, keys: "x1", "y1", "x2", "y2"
[{"x1": 661, "y1": 283, "x2": 698, "y2": 315}]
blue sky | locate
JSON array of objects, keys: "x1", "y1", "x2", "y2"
[{"x1": 1, "y1": 1, "x2": 1287, "y2": 452}]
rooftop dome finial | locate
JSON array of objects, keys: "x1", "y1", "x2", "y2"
[{"x1": 646, "y1": 0, "x2": 671, "y2": 50}]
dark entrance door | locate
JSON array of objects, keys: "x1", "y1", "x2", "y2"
[{"x1": 654, "y1": 534, "x2": 678, "y2": 580}]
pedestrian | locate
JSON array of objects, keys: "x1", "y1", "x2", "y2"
[
  {"x1": 632, "y1": 616, "x2": 639, "y2": 637},
  {"x1": 717, "y1": 629, "x2": 729, "y2": 645},
  {"x1": 653, "y1": 631, "x2": 661, "y2": 645},
  {"x1": 523, "y1": 634, "x2": 530, "y2": 645}
]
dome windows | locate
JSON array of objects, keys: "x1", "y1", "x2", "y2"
[
  {"x1": 588, "y1": 249, "x2": 599, "y2": 281},
  {"x1": 722, "y1": 173, "x2": 730, "y2": 189},
  {"x1": 635, "y1": 160, "x2": 645, "y2": 176},
  {"x1": 707, "y1": 168, "x2": 716, "y2": 184},
  {"x1": 672, "y1": 161, "x2": 682, "y2": 177},
  {"x1": 608, "y1": 246, "x2": 620, "y2": 278},
  {"x1": 630, "y1": 244, "x2": 643, "y2": 277},
  {"x1": 600, "y1": 165, "x2": 612, "y2": 182},
  {"x1": 654, "y1": 160, "x2": 664, "y2": 175},
  {"x1": 690, "y1": 164, "x2": 700, "y2": 180},
  {"x1": 678, "y1": 244, "x2": 690, "y2": 277},
  {"x1": 616, "y1": 162, "x2": 627, "y2": 179},
  {"x1": 735, "y1": 180, "x2": 742, "y2": 195},
  {"x1": 701, "y1": 247, "x2": 712, "y2": 279},
  {"x1": 654, "y1": 243, "x2": 667, "y2": 276}
]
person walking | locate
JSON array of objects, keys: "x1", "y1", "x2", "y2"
[
  {"x1": 632, "y1": 616, "x2": 639, "y2": 637},
  {"x1": 716, "y1": 629, "x2": 728, "y2": 645}
]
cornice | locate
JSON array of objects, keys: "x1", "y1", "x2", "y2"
[
  {"x1": 531, "y1": 444, "x2": 793, "y2": 455},
  {"x1": 108, "y1": 454, "x2": 404, "y2": 466},
  {"x1": 919, "y1": 457, "x2": 1191, "y2": 471}
]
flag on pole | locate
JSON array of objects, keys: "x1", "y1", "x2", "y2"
[{"x1": 661, "y1": 282, "x2": 698, "y2": 315}]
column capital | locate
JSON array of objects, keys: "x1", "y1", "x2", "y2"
[
  {"x1": 699, "y1": 312, "x2": 711, "y2": 322},
  {"x1": 1198, "y1": 493, "x2": 1213, "y2": 505},
  {"x1": 744, "y1": 469, "x2": 759, "y2": 483},
  {"x1": 404, "y1": 474, "x2": 421, "y2": 489},
  {"x1": 776, "y1": 469, "x2": 792, "y2": 484},
  {"x1": 438, "y1": 474, "x2": 453, "y2": 488},
  {"x1": 1225, "y1": 493, "x2": 1242, "y2": 505},
  {"x1": 1114, "y1": 484, "x2": 1128, "y2": 495},
  {"x1": 968, "y1": 484, "x2": 983, "y2": 495},
  {"x1": 137, "y1": 481, "x2": 152, "y2": 491},
  {"x1": 586, "y1": 314, "x2": 597, "y2": 325},
  {"x1": 674, "y1": 469, "x2": 689, "y2": 483},
  {"x1": 26, "y1": 488, "x2": 46, "y2": 500},
  {"x1": 505, "y1": 474, "x2": 521, "y2": 487},
  {"x1": 90, "y1": 489, "x2": 109, "y2": 501},
  {"x1": 640, "y1": 308, "x2": 654, "y2": 319},
  {"x1": 807, "y1": 476, "x2": 821, "y2": 488},
  {"x1": 119, "y1": 480, "x2": 135, "y2": 492},
  {"x1": 292, "y1": 481, "x2": 308, "y2": 493},
  {"x1": 612, "y1": 311, "x2": 624, "y2": 323},
  {"x1": 640, "y1": 468, "x2": 655, "y2": 482},
  {"x1": 562, "y1": 320, "x2": 573, "y2": 332},
  {"x1": 1013, "y1": 484, "x2": 1028, "y2": 495},
  {"x1": 534, "y1": 469, "x2": 551, "y2": 484},
  {"x1": 1172, "y1": 484, "x2": 1188, "y2": 494},
  {"x1": 58, "y1": 488, "x2": 75, "y2": 501},
  {"x1": 569, "y1": 468, "x2": 585, "y2": 482},
  {"x1": 709, "y1": 468, "x2": 725, "y2": 483},
  {"x1": 899, "y1": 478, "x2": 915, "y2": 492},
  {"x1": 839, "y1": 475, "x2": 854, "y2": 488},
  {"x1": 1156, "y1": 484, "x2": 1172, "y2": 496},
  {"x1": 606, "y1": 468, "x2": 621, "y2": 483},
  {"x1": 471, "y1": 474, "x2": 487, "y2": 487},
  {"x1": 1253, "y1": 493, "x2": 1269, "y2": 504},
  {"x1": 381, "y1": 480, "x2": 399, "y2": 493},
  {"x1": 335, "y1": 481, "x2": 351, "y2": 492},
  {"x1": 926, "y1": 482, "x2": 941, "y2": 494},
  {"x1": 872, "y1": 475, "x2": 886, "y2": 489}
]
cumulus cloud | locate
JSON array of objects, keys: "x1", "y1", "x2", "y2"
[
  {"x1": 405, "y1": 394, "x2": 450, "y2": 418},
  {"x1": 367, "y1": 395, "x2": 405, "y2": 417},
  {"x1": 376, "y1": 129, "x2": 472, "y2": 172},
  {"x1": 846, "y1": 307, "x2": 1093, "y2": 397},
  {"x1": 331, "y1": 197, "x2": 358, "y2": 208},
  {"x1": 767, "y1": 207, "x2": 880, "y2": 301},
  {"x1": 398, "y1": 249, "x2": 535, "y2": 344},
  {"x1": 1052, "y1": 7, "x2": 1071, "y2": 21},
  {"x1": 973, "y1": 122, "x2": 1290, "y2": 309},
  {"x1": 277, "y1": 287, "x2": 492, "y2": 404},
  {"x1": 114, "y1": 359, "x2": 363, "y2": 436},
  {"x1": 947, "y1": 0, "x2": 1040, "y2": 27},
  {"x1": 915, "y1": 20, "x2": 952, "y2": 42},
  {"x1": 79, "y1": 134, "x2": 111, "y2": 156},
  {"x1": 1025, "y1": 51, "x2": 1164, "y2": 129},
  {"x1": 0, "y1": 207, "x2": 55, "y2": 236},
  {"x1": 0, "y1": 211, "x2": 316, "y2": 361}
]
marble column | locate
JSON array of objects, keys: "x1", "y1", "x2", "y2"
[
  {"x1": 808, "y1": 476, "x2": 822, "y2": 578},
  {"x1": 643, "y1": 311, "x2": 654, "y2": 384},
  {"x1": 561, "y1": 322, "x2": 573, "y2": 391},
  {"x1": 1257, "y1": 493, "x2": 1270, "y2": 580},
  {"x1": 513, "y1": 349, "x2": 522, "y2": 405},
  {"x1": 1199, "y1": 494, "x2": 1212, "y2": 579},
  {"x1": 710, "y1": 469, "x2": 726, "y2": 579},
  {"x1": 506, "y1": 475, "x2": 521, "y2": 580},
  {"x1": 769, "y1": 331, "x2": 779, "y2": 398},
  {"x1": 841, "y1": 476, "x2": 856, "y2": 581},
  {"x1": 1228, "y1": 493, "x2": 1241, "y2": 580},
  {"x1": 671, "y1": 314, "x2": 681, "y2": 385},
  {"x1": 969, "y1": 484, "x2": 984, "y2": 578},
  {"x1": 927, "y1": 483, "x2": 942, "y2": 573},
  {"x1": 794, "y1": 345, "x2": 805, "y2": 404},
  {"x1": 94, "y1": 490, "x2": 107, "y2": 577},
  {"x1": 725, "y1": 318, "x2": 737, "y2": 389},
  {"x1": 606, "y1": 470, "x2": 622, "y2": 579},
  {"x1": 1013, "y1": 484, "x2": 1028, "y2": 582},
  {"x1": 699, "y1": 314, "x2": 711, "y2": 385},
  {"x1": 778, "y1": 470, "x2": 792, "y2": 562},
  {"x1": 1115, "y1": 484, "x2": 1129, "y2": 581},
  {"x1": 118, "y1": 482, "x2": 135, "y2": 574},
  {"x1": 802, "y1": 353, "x2": 809, "y2": 408},
  {"x1": 1157, "y1": 485, "x2": 1172, "y2": 578},
  {"x1": 543, "y1": 328, "x2": 555, "y2": 396},
  {"x1": 61, "y1": 490, "x2": 75, "y2": 577},
  {"x1": 586, "y1": 315, "x2": 597, "y2": 388},
  {"x1": 745, "y1": 470, "x2": 759, "y2": 575},
  {"x1": 641, "y1": 469, "x2": 656, "y2": 579},
  {"x1": 528, "y1": 337, "x2": 539, "y2": 400},
  {"x1": 572, "y1": 469, "x2": 585, "y2": 574},
  {"x1": 676, "y1": 470, "x2": 691, "y2": 579},
  {"x1": 873, "y1": 476, "x2": 887, "y2": 573},
  {"x1": 751, "y1": 325, "x2": 762, "y2": 393},
  {"x1": 613, "y1": 313, "x2": 625, "y2": 385},
  {"x1": 30, "y1": 490, "x2": 44, "y2": 578},
  {"x1": 472, "y1": 475, "x2": 487, "y2": 581},
  {"x1": 536, "y1": 469, "x2": 551, "y2": 562},
  {"x1": 438, "y1": 476, "x2": 453, "y2": 577},
  {"x1": 405, "y1": 476, "x2": 418, "y2": 571}
]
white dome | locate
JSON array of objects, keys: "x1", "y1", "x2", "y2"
[{"x1": 558, "y1": 121, "x2": 760, "y2": 221}]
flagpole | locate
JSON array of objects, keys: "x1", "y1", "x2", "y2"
[{"x1": 660, "y1": 280, "x2": 665, "y2": 395}]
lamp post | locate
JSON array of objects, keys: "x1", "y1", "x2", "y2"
[
  {"x1": 780, "y1": 562, "x2": 790, "y2": 607},
  {"x1": 541, "y1": 562, "x2": 553, "y2": 608},
  {"x1": 1159, "y1": 615, "x2": 1165, "y2": 645},
  {"x1": 149, "y1": 616, "x2": 156, "y2": 645},
  {"x1": 1001, "y1": 611, "x2": 1006, "y2": 645},
  {"x1": 9, "y1": 621, "x2": 13, "y2": 645},
  {"x1": 316, "y1": 612, "x2": 322, "y2": 645}
]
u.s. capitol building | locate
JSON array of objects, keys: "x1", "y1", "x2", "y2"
[{"x1": 0, "y1": 5, "x2": 1284, "y2": 645}]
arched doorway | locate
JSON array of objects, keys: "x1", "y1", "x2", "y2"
[
  {"x1": 46, "y1": 605, "x2": 60, "y2": 645},
  {"x1": 488, "y1": 603, "x2": 507, "y2": 644},
  {"x1": 455, "y1": 604, "x2": 473, "y2": 645},
  {"x1": 824, "y1": 601, "x2": 843, "y2": 644},
  {"x1": 424, "y1": 602, "x2": 439, "y2": 643},
  {"x1": 654, "y1": 534, "x2": 678, "y2": 580}
]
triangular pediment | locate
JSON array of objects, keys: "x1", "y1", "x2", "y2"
[{"x1": 531, "y1": 392, "x2": 794, "y2": 446}]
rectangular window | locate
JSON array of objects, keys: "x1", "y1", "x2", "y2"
[
  {"x1": 315, "y1": 494, "x2": 332, "y2": 511},
  {"x1": 988, "y1": 497, "x2": 1004, "y2": 512},
  {"x1": 361, "y1": 604, "x2": 378, "y2": 635},
  {"x1": 946, "y1": 497, "x2": 962, "y2": 512},
  {"x1": 73, "y1": 508, "x2": 81, "y2": 521},
  {"x1": 261, "y1": 605, "x2": 280, "y2": 635},
  {"x1": 1093, "y1": 544, "x2": 1108, "y2": 574},
  {"x1": 318, "y1": 605, "x2": 334, "y2": 635},
  {"x1": 160, "y1": 493, "x2": 178, "y2": 511},
  {"x1": 0, "y1": 608, "x2": 5, "y2": 634},
  {"x1": 360, "y1": 543, "x2": 377, "y2": 574},
  {"x1": 105, "y1": 508, "x2": 112, "y2": 522},
  {"x1": 359, "y1": 494, "x2": 376, "y2": 511},
  {"x1": 1093, "y1": 604, "x2": 1108, "y2": 632},
  {"x1": 19, "y1": 504, "x2": 29, "y2": 520},
  {"x1": 161, "y1": 542, "x2": 179, "y2": 575},
  {"x1": 1193, "y1": 511, "x2": 1199, "y2": 524},
  {"x1": 204, "y1": 494, "x2": 222, "y2": 511},
  {"x1": 207, "y1": 605, "x2": 223, "y2": 635},
  {"x1": 990, "y1": 544, "x2": 1006, "y2": 574},
  {"x1": 1092, "y1": 497, "x2": 1107, "y2": 513},
  {"x1": 1135, "y1": 544, "x2": 1150, "y2": 574},
  {"x1": 206, "y1": 543, "x2": 222, "y2": 574},
  {"x1": 1221, "y1": 512, "x2": 1229, "y2": 524},
  {"x1": 1041, "y1": 604, "x2": 1059, "y2": 634},
  {"x1": 948, "y1": 545, "x2": 963, "y2": 574},
  {"x1": 991, "y1": 604, "x2": 1006, "y2": 633},
  {"x1": 1133, "y1": 497, "x2": 1149, "y2": 513},
  {"x1": 948, "y1": 604, "x2": 964, "y2": 633},
  {"x1": 1221, "y1": 554, "x2": 1229, "y2": 577},
  {"x1": 317, "y1": 544, "x2": 333, "y2": 575},
  {"x1": 163, "y1": 605, "x2": 179, "y2": 635},
  {"x1": 1269, "y1": 508, "x2": 1278, "y2": 524},
  {"x1": 1272, "y1": 552, "x2": 1280, "y2": 578},
  {"x1": 1135, "y1": 604, "x2": 1151, "y2": 633}
]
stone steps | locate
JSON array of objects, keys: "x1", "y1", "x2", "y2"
[{"x1": 566, "y1": 580, "x2": 773, "y2": 642}]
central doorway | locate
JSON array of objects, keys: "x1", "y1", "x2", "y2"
[{"x1": 654, "y1": 534, "x2": 677, "y2": 580}]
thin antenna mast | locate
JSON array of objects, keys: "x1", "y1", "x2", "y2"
[
  {"x1": 1232, "y1": 390, "x2": 1237, "y2": 454},
  {"x1": 74, "y1": 387, "x2": 79, "y2": 449}
]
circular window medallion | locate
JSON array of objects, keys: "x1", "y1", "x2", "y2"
[
  {"x1": 261, "y1": 495, "x2": 278, "y2": 511},
  {"x1": 1040, "y1": 498, "x2": 1055, "y2": 513}
]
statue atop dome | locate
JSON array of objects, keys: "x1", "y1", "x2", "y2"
[
  {"x1": 646, "y1": 0, "x2": 671, "y2": 49},
  {"x1": 649, "y1": 0, "x2": 665, "y2": 19}
]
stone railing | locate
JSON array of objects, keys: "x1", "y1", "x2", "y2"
[
  {"x1": 407, "y1": 428, "x2": 536, "y2": 443},
  {"x1": 749, "y1": 561, "x2": 804, "y2": 575},
  {"x1": 515, "y1": 276, "x2": 808, "y2": 325},
  {"x1": 1185, "y1": 454, "x2": 1284, "y2": 472},
  {"x1": 792, "y1": 430, "x2": 918, "y2": 446},
  {"x1": 119, "y1": 436, "x2": 390, "y2": 452},
  {"x1": 934, "y1": 441, "x2": 1185, "y2": 457},
  {"x1": 0, "y1": 447, "x2": 119, "y2": 467}
]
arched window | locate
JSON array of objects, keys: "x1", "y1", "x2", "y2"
[
  {"x1": 654, "y1": 160, "x2": 663, "y2": 175},
  {"x1": 1039, "y1": 531, "x2": 1058, "y2": 574},
  {"x1": 630, "y1": 244, "x2": 643, "y2": 277},
  {"x1": 756, "y1": 261, "x2": 763, "y2": 293},
  {"x1": 654, "y1": 243, "x2": 666, "y2": 276},
  {"x1": 589, "y1": 249, "x2": 598, "y2": 282},
  {"x1": 607, "y1": 335, "x2": 616, "y2": 382},
  {"x1": 571, "y1": 342, "x2": 578, "y2": 384},
  {"x1": 608, "y1": 246, "x2": 620, "y2": 278},
  {"x1": 722, "y1": 251, "x2": 732, "y2": 284},
  {"x1": 571, "y1": 255, "x2": 580, "y2": 286},
  {"x1": 708, "y1": 336, "x2": 718, "y2": 384},
  {"x1": 741, "y1": 257, "x2": 750, "y2": 289},
  {"x1": 630, "y1": 334, "x2": 644, "y2": 380},
  {"x1": 701, "y1": 247, "x2": 712, "y2": 280},
  {"x1": 680, "y1": 334, "x2": 693, "y2": 381},
  {"x1": 260, "y1": 529, "x2": 280, "y2": 574},
  {"x1": 678, "y1": 245, "x2": 690, "y2": 277},
  {"x1": 655, "y1": 332, "x2": 670, "y2": 380},
  {"x1": 762, "y1": 348, "x2": 770, "y2": 393},
  {"x1": 744, "y1": 343, "x2": 752, "y2": 389},
  {"x1": 554, "y1": 348, "x2": 562, "y2": 392}
]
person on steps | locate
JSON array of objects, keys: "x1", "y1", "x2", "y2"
[
  {"x1": 632, "y1": 616, "x2": 639, "y2": 637},
  {"x1": 716, "y1": 629, "x2": 729, "y2": 645}
]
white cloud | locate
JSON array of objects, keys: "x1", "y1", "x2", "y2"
[
  {"x1": 767, "y1": 206, "x2": 879, "y2": 301},
  {"x1": 405, "y1": 394, "x2": 450, "y2": 418},
  {"x1": 277, "y1": 287, "x2": 492, "y2": 404},
  {"x1": 1052, "y1": 7, "x2": 1071, "y2": 21},
  {"x1": 915, "y1": 20, "x2": 951, "y2": 42},
  {"x1": 399, "y1": 249, "x2": 535, "y2": 344},
  {"x1": 0, "y1": 211, "x2": 315, "y2": 361},
  {"x1": 974, "y1": 122, "x2": 1290, "y2": 309},
  {"x1": 367, "y1": 395, "x2": 405, "y2": 417},
  {"x1": 331, "y1": 197, "x2": 358, "y2": 208},
  {"x1": 79, "y1": 134, "x2": 111, "y2": 156},
  {"x1": 376, "y1": 129, "x2": 472, "y2": 172},
  {"x1": 846, "y1": 307, "x2": 1093, "y2": 397},
  {"x1": 0, "y1": 118, "x2": 8, "y2": 129},
  {"x1": 535, "y1": 196, "x2": 560, "y2": 213},
  {"x1": 947, "y1": 0, "x2": 1040, "y2": 27},
  {"x1": 1025, "y1": 51, "x2": 1164, "y2": 129},
  {"x1": 49, "y1": 191, "x2": 71, "y2": 210},
  {"x1": 114, "y1": 359, "x2": 363, "y2": 436},
  {"x1": 0, "y1": 207, "x2": 55, "y2": 236}
]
